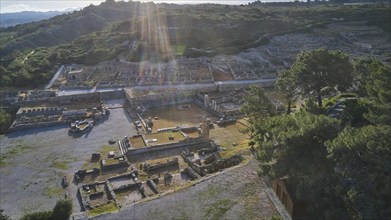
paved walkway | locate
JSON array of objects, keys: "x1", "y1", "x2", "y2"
[{"x1": 45, "y1": 65, "x2": 64, "y2": 89}]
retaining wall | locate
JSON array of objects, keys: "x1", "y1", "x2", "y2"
[
  {"x1": 126, "y1": 139, "x2": 210, "y2": 156},
  {"x1": 100, "y1": 90, "x2": 125, "y2": 101}
]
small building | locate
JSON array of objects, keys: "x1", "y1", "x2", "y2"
[
  {"x1": 272, "y1": 178, "x2": 310, "y2": 219},
  {"x1": 67, "y1": 69, "x2": 86, "y2": 81}
]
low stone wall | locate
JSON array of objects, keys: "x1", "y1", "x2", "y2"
[
  {"x1": 15, "y1": 92, "x2": 100, "y2": 107},
  {"x1": 216, "y1": 79, "x2": 275, "y2": 92},
  {"x1": 9, "y1": 120, "x2": 67, "y2": 132},
  {"x1": 144, "y1": 158, "x2": 179, "y2": 172},
  {"x1": 183, "y1": 167, "x2": 199, "y2": 180},
  {"x1": 125, "y1": 138, "x2": 210, "y2": 156},
  {"x1": 185, "y1": 152, "x2": 243, "y2": 177},
  {"x1": 101, "y1": 160, "x2": 129, "y2": 171},
  {"x1": 147, "y1": 179, "x2": 159, "y2": 194},
  {"x1": 79, "y1": 181, "x2": 110, "y2": 210},
  {"x1": 112, "y1": 182, "x2": 141, "y2": 194},
  {"x1": 100, "y1": 90, "x2": 125, "y2": 101}
]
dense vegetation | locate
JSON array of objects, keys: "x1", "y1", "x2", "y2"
[
  {"x1": 20, "y1": 199, "x2": 72, "y2": 220},
  {"x1": 244, "y1": 49, "x2": 391, "y2": 219},
  {"x1": 0, "y1": 210, "x2": 10, "y2": 220},
  {"x1": 0, "y1": 0, "x2": 390, "y2": 88},
  {"x1": 0, "y1": 109, "x2": 11, "y2": 134}
]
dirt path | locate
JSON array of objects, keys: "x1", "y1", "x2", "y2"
[{"x1": 21, "y1": 50, "x2": 34, "y2": 64}]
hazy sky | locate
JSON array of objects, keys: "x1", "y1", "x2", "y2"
[
  {"x1": 0, "y1": 0, "x2": 293, "y2": 13},
  {"x1": 0, "y1": 0, "x2": 105, "y2": 13}
]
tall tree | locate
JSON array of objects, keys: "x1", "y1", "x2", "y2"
[
  {"x1": 275, "y1": 69, "x2": 299, "y2": 114},
  {"x1": 354, "y1": 58, "x2": 391, "y2": 104},
  {"x1": 289, "y1": 48, "x2": 353, "y2": 107},
  {"x1": 326, "y1": 125, "x2": 391, "y2": 219},
  {"x1": 353, "y1": 59, "x2": 391, "y2": 125},
  {"x1": 51, "y1": 199, "x2": 72, "y2": 220},
  {"x1": 240, "y1": 85, "x2": 276, "y2": 120},
  {"x1": 252, "y1": 111, "x2": 346, "y2": 218},
  {"x1": 0, "y1": 209, "x2": 11, "y2": 220},
  {"x1": 0, "y1": 109, "x2": 11, "y2": 134}
]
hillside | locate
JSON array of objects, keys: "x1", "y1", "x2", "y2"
[
  {"x1": 0, "y1": 1, "x2": 390, "y2": 88},
  {"x1": 0, "y1": 1, "x2": 142, "y2": 56}
]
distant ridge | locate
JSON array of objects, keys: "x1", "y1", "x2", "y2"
[{"x1": 0, "y1": 10, "x2": 72, "y2": 27}]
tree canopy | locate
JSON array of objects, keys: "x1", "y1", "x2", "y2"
[
  {"x1": 353, "y1": 58, "x2": 391, "y2": 103},
  {"x1": 0, "y1": 109, "x2": 11, "y2": 134},
  {"x1": 244, "y1": 55, "x2": 391, "y2": 219},
  {"x1": 353, "y1": 58, "x2": 391, "y2": 125},
  {"x1": 286, "y1": 48, "x2": 354, "y2": 107},
  {"x1": 0, "y1": 210, "x2": 10, "y2": 220},
  {"x1": 240, "y1": 85, "x2": 276, "y2": 120},
  {"x1": 253, "y1": 111, "x2": 347, "y2": 218},
  {"x1": 326, "y1": 125, "x2": 391, "y2": 219},
  {"x1": 275, "y1": 69, "x2": 299, "y2": 114},
  {"x1": 20, "y1": 199, "x2": 72, "y2": 220}
]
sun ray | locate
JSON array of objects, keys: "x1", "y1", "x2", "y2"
[{"x1": 131, "y1": 2, "x2": 179, "y2": 86}]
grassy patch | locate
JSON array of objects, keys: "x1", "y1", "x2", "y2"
[
  {"x1": 242, "y1": 182, "x2": 259, "y2": 217},
  {"x1": 129, "y1": 136, "x2": 146, "y2": 148},
  {"x1": 99, "y1": 145, "x2": 118, "y2": 156},
  {"x1": 145, "y1": 131, "x2": 185, "y2": 145},
  {"x1": 0, "y1": 144, "x2": 31, "y2": 167},
  {"x1": 210, "y1": 122, "x2": 250, "y2": 159},
  {"x1": 204, "y1": 199, "x2": 236, "y2": 220},
  {"x1": 104, "y1": 158, "x2": 119, "y2": 165},
  {"x1": 83, "y1": 161, "x2": 100, "y2": 170},
  {"x1": 219, "y1": 140, "x2": 249, "y2": 159},
  {"x1": 88, "y1": 202, "x2": 119, "y2": 217},
  {"x1": 199, "y1": 185, "x2": 222, "y2": 201},
  {"x1": 172, "y1": 213, "x2": 189, "y2": 220},
  {"x1": 52, "y1": 161, "x2": 69, "y2": 170},
  {"x1": 172, "y1": 45, "x2": 186, "y2": 56},
  {"x1": 46, "y1": 187, "x2": 63, "y2": 198},
  {"x1": 146, "y1": 104, "x2": 215, "y2": 131},
  {"x1": 0, "y1": 156, "x2": 10, "y2": 167}
]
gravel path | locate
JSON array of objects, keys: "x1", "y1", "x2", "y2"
[
  {"x1": 92, "y1": 159, "x2": 279, "y2": 220},
  {"x1": 0, "y1": 103, "x2": 136, "y2": 219}
]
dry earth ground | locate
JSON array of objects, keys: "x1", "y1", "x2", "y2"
[
  {"x1": 91, "y1": 158, "x2": 279, "y2": 220},
  {"x1": 0, "y1": 100, "x2": 136, "y2": 219}
]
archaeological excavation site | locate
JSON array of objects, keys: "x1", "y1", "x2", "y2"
[{"x1": 1, "y1": 1, "x2": 390, "y2": 219}]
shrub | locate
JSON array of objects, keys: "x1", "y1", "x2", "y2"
[
  {"x1": 51, "y1": 199, "x2": 72, "y2": 220},
  {"x1": 20, "y1": 211, "x2": 52, "y2": 220},
  {"x1": 20, "y1": 199, "x2": 72, "y2": 220}
]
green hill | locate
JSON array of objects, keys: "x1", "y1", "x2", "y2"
[{"x1": 0, "y1": 1, "x2": 389, "y2": 88}]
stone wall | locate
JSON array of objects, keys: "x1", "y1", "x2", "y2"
[
  {"x1": 15, "y1": 92, "x2": 100, "y2": 107},
  {"x1": 101, "y1": 160, "x2": 129, "y2": 171},
  {"x1": 16, "y1": 107, "x2": 64, "y2": 119},
  {"x1": 143, "y1": 158, "x2": 179, "y2": 176},
  {"x1": 216, "y1": 79, "x2": 275, "y2": 92},
  {"x1": 125, "y1": 138, "x2": 210, "y2": 156},
  {"x1": 99, "y1": 90, "x2": 125, "y2": 101}
]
